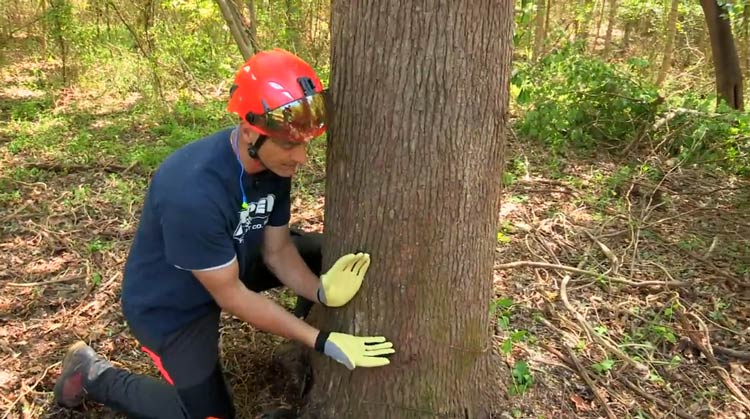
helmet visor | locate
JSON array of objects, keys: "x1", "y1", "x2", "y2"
[{"x1": 247, "y1": 92, "x2": 327, "y2": 142}]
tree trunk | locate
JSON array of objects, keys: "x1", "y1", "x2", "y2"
[
  {"x1": 744, "y1": 2, "x2": 749, "y2": 96},
  {"x1": 533, "y1": 0, "x2": 547, "y2": 60},
  {"x1": 244, "y1": 0, "x2": 258, "y2": 50},
  {"x1": 302, "y1": 1, "x2": 513, "y2": 418},
  {"x1": 656, "y1": 0, "x2": 680, "y2": 87},
  {"x1": 215, "y1": 0, "x2": 254, "y2": 59},
  {"x1": 603, "y1": 0, "x2": 617, "y2": 56},
  {"x1": 700, "y1": 0, "x2": 744, "y2": 110},
  {"x1": 594, "y1": 0, "x2": 606, "y2": 49},
  {"x1": 48, "y1": 0, "x2": 70, "y2": 84},
  {"x1": 623, "y1": 20, "x2": 633, "y2": 49},
  {"x1": 545, "y1": 0, "x2": 552, "y2": 46},
  {"x1": 140, "y1": 0, "x2": 156, "y2": 54}
]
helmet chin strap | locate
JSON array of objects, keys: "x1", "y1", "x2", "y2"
[{"x1": 247, "y1": 135, "x2": 268, "y2": 160}]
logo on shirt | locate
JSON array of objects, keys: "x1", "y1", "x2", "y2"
[{"x1": 233, "y1": 194, "x2": 276, "y2": 243}]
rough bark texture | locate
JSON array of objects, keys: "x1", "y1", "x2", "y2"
[
  {"x1": 700, "y1": 0, "x2": 744, "y2": 110},
  {"x1": 302, "y1": 1, "x2": 513, "y2": 418}
]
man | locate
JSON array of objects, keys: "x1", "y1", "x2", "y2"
[{"x1": 52, "y1": 49, "x2": 396, "y2": 419}]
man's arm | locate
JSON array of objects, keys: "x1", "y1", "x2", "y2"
[
  {"x1": 261, "y1": 225, "x2": 321, "y2": 303},
  {"x1": 192, "y1": 261, "x2": 319, "y2": 348}
]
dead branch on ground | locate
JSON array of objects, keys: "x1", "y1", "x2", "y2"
[
  {"x1": 674, "y1": 306, "x2": 750, "y2": 411},
  {"x1": 560, "y1": 275, "x2": 649, "y2": 373},
  {"x1": 495, "y1": 261, "x2": 689, "y2": 288},
  {"x1": 619, "y1": 377, "x2": 694, "y2": 419},
  {"x1": 563, "y1": 345, "x2": 617, "y2": 419}
]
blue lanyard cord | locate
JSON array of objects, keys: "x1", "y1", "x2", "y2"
[{"x1": 232, "y1": 127, "x2": 249, "y2": 209}]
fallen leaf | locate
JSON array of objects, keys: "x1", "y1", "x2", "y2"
[
  {"x1": 730, "y1": 363, "x2": 749, "y2": 386},
  {"x1": 571, "y1": 394, "x2": 591, "y2": 412}
]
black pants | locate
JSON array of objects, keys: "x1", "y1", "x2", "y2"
[{"x1": 87, "y1": 231, "x2": 322, "y2": 419}]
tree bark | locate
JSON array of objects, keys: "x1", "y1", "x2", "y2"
[
  {"x1": 544, "y1": 0, "x2": 552, "y2": 47},
  {"x1": 603, "y1": 0, "x2": 617, "y2": 56},
  {"x1": 594, "y1": 0, "x2": 606, "y2": 48},
  {"x1": 623, "y1": 20, "x2": 633, "y2": 49},
  {"x1": 244, "y1": 0, "x2": 258, "y2": 50},
  {"x1": 533, "y1": 0, "x2": 547, "y2": 61},
  {"x1": 302, "y1": 1, "x2": 513, "y2": 418},
  {"x1": 656, "y1": 0, "x2": 680, "y2": 87},
  {"x1": 744, "y1": 2, "x2": 749, "y2": 94},
  {"x1": 215, "y1": 0, "x2": 254, "y2": 59},
  {"x1": 700, "y1": 0, "x2": 744, "y2": 110}
]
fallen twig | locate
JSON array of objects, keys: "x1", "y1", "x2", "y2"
[
  {"x1": 674, "y1": 307, "x2": 750, "y2": 411},
  {"x1": 713, "y1": 346, "x2": 750, "y2": 362},
  {"x1": 1, "y1": 362, "x2": 59, "y2": 419},
  {"x1": 563, "y1": 345, "x2": 617, "y2": 419},
  {"x1": 20, "y1": 161, "x2": 141, "y2": 176},
  {"x1": 495, "y1": 261, "x2": 689, "y2": 288},
  {"x1": 560, "y1": 275, "x2": 649, "y2": 373},
  {"x1": 4, "y1": 275, "x2": 84, "y2": 288},
  {"x1": 582, "y1": 230, "x2": 620, "y2": 275},
  {"x1": 650, "y1": 231, "x2": 740, "y2": 283},
  {"x1": 619, "y1": 377, "x2": 694, "y2": 419}
]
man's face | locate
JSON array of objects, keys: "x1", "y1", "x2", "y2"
[{"x1": 258, "y1": 136, "x2": 308, "y2": 177}]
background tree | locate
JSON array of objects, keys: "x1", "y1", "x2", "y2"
[
  {"x1": 656, "y1": 0, "x2": 680, "y2": 87},
  {"x1": 216, "y1": 0, "x2": 255, "y2": 59},
  {"x1": 533, "y1": 0, "x2": 547, "y2": 60},
  {"x1": 603, "y1": 0, "x2": 618, "y2": 56},
  {"x1": 700, "y1": 0, "x2": 744, "y2": 110},
  {"x1": 302, "y1": 1, "x2": 515, "y2": 418}
]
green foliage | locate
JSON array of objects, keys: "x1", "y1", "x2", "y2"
[
  {"x1": 654, "y1": 95, "x2": 750, "y2": 175},
  {"x1": 509, "y1": 360, "x2": 534, "y2": 395},
  {"x1": 591, "y1": 358, "x2": 616, "y2": 374},
  {"x1": 513, "y1": 44, "x2": 661, "y2": 151},
  {"x1": 512, "y1": 42, "x2": 750, "y2": 176},
  {"x1": 491, "y1": 297, "x2": 515, "y2": 330},
  {"x1": 513, "y1": 0, "x2": 536, "y2": 57}
]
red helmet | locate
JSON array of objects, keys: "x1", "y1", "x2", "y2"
[{"x1": 227, "y1": 49, "x2": 327, "y2": 142}]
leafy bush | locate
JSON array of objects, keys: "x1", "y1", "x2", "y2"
[
  {"x1": 512, "y1": 43, "x2": 662, "y2": 151},
  {"x1": 654, "y1": 95, "x2": 750, "y2": 175},
  {"x1": 511, "y1": 43, "x2": 750, "y2": 175}
]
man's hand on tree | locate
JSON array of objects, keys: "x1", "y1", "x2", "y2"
[
  {"x1": 314, "y1": 331, "x2": 395, "y2": 370},
  {"x1": 317, "y1": 252, "x2": 370, "y2": 307}
]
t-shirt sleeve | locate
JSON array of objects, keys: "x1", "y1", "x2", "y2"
[
  {"x1": 160, "y1": 197, "x2": 236, "y2": 271},
  {"x1": 268, "y1": 178, "x2": 292, "y2": 227}
]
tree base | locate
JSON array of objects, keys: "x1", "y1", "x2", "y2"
[{"x1": 268, "y1": 340, "x2": 312, "y2": 412}]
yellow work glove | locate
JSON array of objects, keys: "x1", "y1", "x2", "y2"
[
  {"x1": 317, "y1": 252, "x2": 371, "y2": 307},
  {"x1": 314, "y1": 331, "x2": 395, "y2": 370}
]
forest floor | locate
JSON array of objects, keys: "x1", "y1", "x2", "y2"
[{"x1": 2, "y1": 51, "x2": 750, "y2": 419}]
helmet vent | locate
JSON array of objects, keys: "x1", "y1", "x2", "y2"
[{"x1": 297, "y1": 77, "x2": 316, "y2": 96}]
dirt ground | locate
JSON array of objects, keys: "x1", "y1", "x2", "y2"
[{"x1": 2, "y1": 58, "x2": 750, "y2": 419}]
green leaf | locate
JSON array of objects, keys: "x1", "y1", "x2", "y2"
[
  {"x1": 501, "y1": 339, "x2": 513, "y2": 355},
  {"x1": 592, "y1": 358, "x2": 616, "y2": 374},
  {"x1": 516, "y1": 88, "x2": 531, "y2": 105}
]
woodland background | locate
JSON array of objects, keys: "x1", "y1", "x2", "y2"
[{"x1": 0, "y1": 0, "x2": 749, "y2": 418}]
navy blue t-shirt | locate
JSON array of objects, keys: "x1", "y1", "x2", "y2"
[{"x1": 121, "y1": 127, "x2": 291, "y2": 339}]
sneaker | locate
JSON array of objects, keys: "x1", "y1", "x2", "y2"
[{"x1": 53, "y1": 341, "x2": 112, "y2": 408}]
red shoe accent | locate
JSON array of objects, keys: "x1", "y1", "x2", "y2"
[{"x1": 141, "y1": 346, "x2": 175, "y2": 385}]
